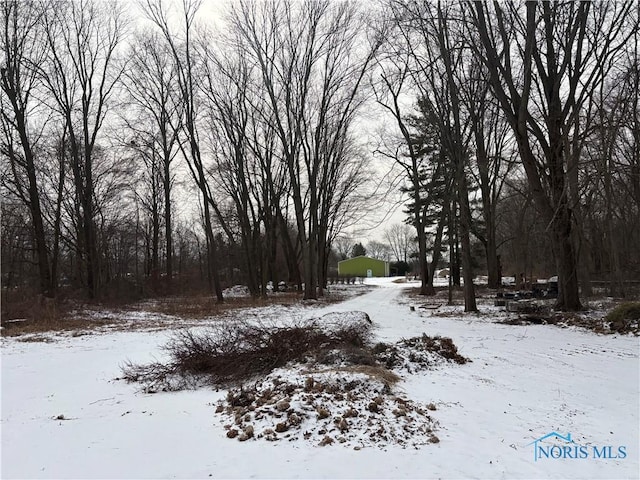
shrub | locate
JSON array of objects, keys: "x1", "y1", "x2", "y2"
[
  {"x1": 605, "y1": 302, "x2": 640, "y2": 334},
  {"x1": 121, "y1": 313, "x2": 374, "y2": 392},
  {"x1": 121, "y1": 313, "x2": 470, "y2": 393}
]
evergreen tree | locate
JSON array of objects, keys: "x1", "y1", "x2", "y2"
[{"x1": 351, "y1": 242, "x2": 367, "y2": 258}]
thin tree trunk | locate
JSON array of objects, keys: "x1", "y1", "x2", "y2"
[
  {"x1": 458, "y1": 173, "x2": 477, "y2": 311},
  {"x1": 164, "y1": 174, "x2": 173, "y2": 291}
]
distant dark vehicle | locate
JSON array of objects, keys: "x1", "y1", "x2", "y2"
[{"x1": 497, "y1": 275, "x2": 558, "y2": 305}]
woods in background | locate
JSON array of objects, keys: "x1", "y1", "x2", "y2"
[{"x1": 2, "y1": 0, "x2": 639, "y2": 312}]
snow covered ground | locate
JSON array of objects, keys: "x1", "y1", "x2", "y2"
[{"x1": 2, "y1": 277, "x2": 638, "y2": 479}]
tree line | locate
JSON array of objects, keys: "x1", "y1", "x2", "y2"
[
  {"x1": 2, "y1": 0, "x2": 639, "y2": 312},
  {"x1": 372, "y1": 0, "x2": 639, "y2": 311}
]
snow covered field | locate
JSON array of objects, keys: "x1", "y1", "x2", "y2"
[{"x1": 2, "y1": 278, "x2": 638, "y2": 479}]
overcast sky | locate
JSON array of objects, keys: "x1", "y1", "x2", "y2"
[{"x1": 125, "y1": 0, "x2": 410, "y2": 245}]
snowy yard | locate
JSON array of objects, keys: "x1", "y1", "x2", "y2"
[{"x1": 2, "y1": 278, "x2": 638, "y2": 479}]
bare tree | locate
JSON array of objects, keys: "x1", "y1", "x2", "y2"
[
  {"x1": 1, "y1": 0, "x2": 54, "y2": 296},
  {"x1": 333, "y1": 235, "x2": 353, "y2": 261},
  {"x1": 384, "y1": 223, "x2": 414, "y2": 263},
  {"x1": 228, "y1": 0, "x2": 381, "y2": 299},
  {"x1": 34, "y1": 0, "x2": 127, "y2": 299},
  {"x1": 582, "y1": 43, "x2": 640, "y2": 297},
  {"x1": 0, "y1": 201, "x2": 32, "y2": 296},
  {"x1": 376, "y1": 1, "x2": 479, "y2": 311},
  {"x1": 126, "y1": 138, "x2": 164, "y2": 284},
  {"x1": 462, "y1": 57, "x2": 515, "y2": 289},
  {"x1": 468, "y1": 1, "x2": 637, "y2": 310},
  {"x1": 420, "y1": 1, "x2": 478, "y2": 311},
  {"x1": 372, "y1": 47, "x2": 436, "y2": 295},
  {"x1": 123, "y1": 30, "x2": 182, "y2": 290},
  {"x1": 366, "y1": 240, "x2": 390, "y2": 261},
  {"x1": 142, "y1": 0, "x2": 224, "y2": 301},
  {"x1": 201, "y1": 46, "x2": 267, "y2": 296}
]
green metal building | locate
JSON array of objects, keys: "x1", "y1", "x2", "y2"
[{"x1": 337, "y1": 256, "x2": 390, "y2": 277}]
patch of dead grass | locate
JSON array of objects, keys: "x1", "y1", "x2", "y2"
[
  {"x1": 2, "y1": 288, "x2": 360, "y2": 338},
  {"x1": 2, "y1": 317, "x2": 119, "y2": 339},
  {"x1": 149, "y1": 293, "x2": 302, "y2": 319},
  {"x1": 1, "y1": 294, "x2": 120, "y2": 338},
  {"x1": 304, "y1": 364, "x2": 401, "y2": 386}
]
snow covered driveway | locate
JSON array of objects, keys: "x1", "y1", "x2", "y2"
[{"x1": 2, "y1": 279, "x2": 638, "y2": 479}]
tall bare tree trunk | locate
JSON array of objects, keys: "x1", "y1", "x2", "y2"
[
  {"x1": 470, "y1": 1, "x2": 635, "y2": 309},
  {"x1": 1, "y1": 0, "x2": 53, "y2": 296}
]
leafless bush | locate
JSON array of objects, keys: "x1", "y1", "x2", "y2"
[
  {"x1": 121, "y1": 313, "x2": 374, "y2": 392},
  {"x1": 606, "y1": 302, "x2": 640, "y2": 334},
  {"x1": 121, "y1": 314, "x2": 470, "y2": 393}
]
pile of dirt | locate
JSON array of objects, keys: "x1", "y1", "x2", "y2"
[
  {"x1": 215, "y1": 369, "x2": 440, "y2": 449},
  {"x1": 373, "y1": 334, "x2": 470, "y2": 372},
  {"x1": 211, "y1": 330, "x2": 468, "y2": 448}
]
